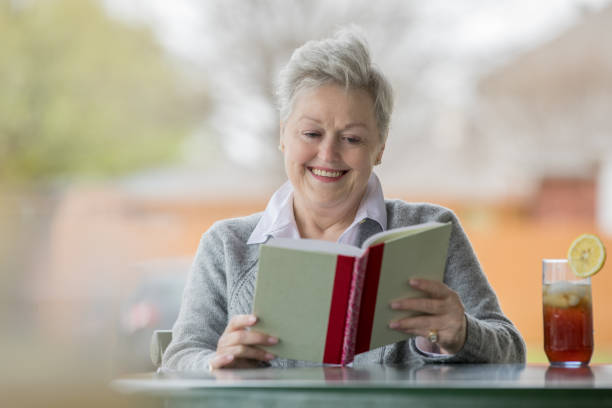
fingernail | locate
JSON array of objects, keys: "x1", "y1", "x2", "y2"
[
  {"x1": 389, "y1": 321, "x2": 399, "y2": 329},
  {"x1": 409, "y1": 279, "x2": 419, "y2": 287},
  {"x1": 265, "y1": 353, "x2": 275, "y2": 360},
  {"x1": 390, "y1": 302, "x2": 400, "y2": 309},
  {"x1": 248, "y1": 316, "x2": 257, "y2": 324},
  {"x1": 225, "y1": 354, "x2": 234, "y2": 362},
  {"x1": 268, "y1": 337, "x2": 278, "y2": 344}
]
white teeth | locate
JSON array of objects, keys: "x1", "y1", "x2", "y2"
[{"x1": 311, "y1": 168, "x2": 343, "y2": 178}]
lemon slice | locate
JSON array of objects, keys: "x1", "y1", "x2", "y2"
[{"x1": 567, "y1": 234, "x2": 606, "y2": 278}]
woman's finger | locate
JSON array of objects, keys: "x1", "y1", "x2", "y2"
[
  {"x1": 218, "y1": 329, "x2": 278, "y2": 348},
  {"x1": 409, "y1": 279, "x2": 452, "y2": 299},
  {"x1": 221, "y1": 344, "x2": 276, "y2": 362},
  {"x1": 390, "y1": 297, "x2": 445, "y2": 315},
  {"x1": 208, "y1": 353, "x2": 235, "y2": 370},
  {"x1": 224, "y1": 314, "x2": 257, "y2": 333},
  {"x1": 390, "y1": 311, "x2": 467, "y2": 354},
  {"x1": 389, "y1": 314, "x2": 440, "y2": 335}
]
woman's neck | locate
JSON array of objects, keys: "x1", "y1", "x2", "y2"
[{"x1": 292, "y1": 196, "x2": 360, "y2": 241}]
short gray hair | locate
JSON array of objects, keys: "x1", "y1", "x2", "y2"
[{"x1": 276, "y1": 27, "x2": 394, "y2": 141}]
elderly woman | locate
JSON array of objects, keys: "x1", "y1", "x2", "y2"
[{"x1": 163, "y1": 29, "x2": 526, "y2": 371}]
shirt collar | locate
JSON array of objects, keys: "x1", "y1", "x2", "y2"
[
  {"x1": 337, "y1": 173, "x2": 387, "y2": 245},
  {"x1": 247, "y1": 172, "x2": 387, "y2": 246}
]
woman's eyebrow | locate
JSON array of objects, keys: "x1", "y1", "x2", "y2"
[
  {"x1": 297, "y1": 115, "x2": 323, "y2": 124},
  {"x1": 343, "y1": 122, "x2": 369, "y2": 130},
  {"x1": 298, "y1": 116, "x2": 369, "y2": 129}
]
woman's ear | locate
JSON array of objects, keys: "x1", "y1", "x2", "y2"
[
  {"x1": 279, "y1": 121, "x2": 285, "y2": 152},
  {"x1": 375, "y1": 143, "x2": 385, "y2": 165}
]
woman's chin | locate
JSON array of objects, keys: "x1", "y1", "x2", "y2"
[{"x1": 305, "y1": 192, "x2": 352, "y2": 209}]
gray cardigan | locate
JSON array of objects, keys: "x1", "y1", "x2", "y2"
[{"x1": 163, "y1": 200, "x2": 526, "y2": 370}]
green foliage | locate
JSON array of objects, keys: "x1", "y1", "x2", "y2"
[{"x1": 0, "y1": 0, "x2": 204, "y2": 184}]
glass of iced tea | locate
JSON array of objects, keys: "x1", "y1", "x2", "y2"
[{"x1": 542, "y1": 259, "x2": 593, "y2": 367}]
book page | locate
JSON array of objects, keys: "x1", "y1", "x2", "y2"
[
  {"x1": 266, "y1": 237, "x2": 363, "y2": 257},
  {"x1": 365, "y1": 222, "x2": 452, "y2": 351},
  {"x1": 361, "y1": 221, "x2": 449, "y2": 249},
  {"x1": 252, "y1": 246, "x2": 339, "y2": 362}
]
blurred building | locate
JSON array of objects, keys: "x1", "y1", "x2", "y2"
[
  {"x1": 532, "y1": 177, "x2": 596, "y2": 220},
  {"x1": 476, "y1": 4, "x2": 612, "y2": 232}
]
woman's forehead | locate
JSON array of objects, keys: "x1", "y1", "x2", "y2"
[{"x1": 290, "y1": 85, "x2": 376, "y2": 122}]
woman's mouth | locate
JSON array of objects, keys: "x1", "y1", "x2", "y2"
[{"x1": 308, "y1": 167, "x2": 348, "y2": 182}]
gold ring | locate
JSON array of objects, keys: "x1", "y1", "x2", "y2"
[{"x1": 427, "y1": 330, "x2": 439, "y2": 344}]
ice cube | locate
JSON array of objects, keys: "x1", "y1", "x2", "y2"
[
  {"x1": 543, "y1": 281, "x2": 587, "y2": 308},
  {"x1": 543, "y1": 292, "x2": 569, "y2": 308},
  {"x1": 567, "y1": 293, "x2": 580, "y2": 307}
]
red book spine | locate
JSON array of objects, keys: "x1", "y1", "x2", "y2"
[
  {"x1": 322, "y1": 255, "x2": 354, "y2": 364},
  {"x1": 355, "y1": 242, "x2": 385, "y2": 354},
  {"x1": 340, "y1": 249, "x2": 369, "y2": 365}
]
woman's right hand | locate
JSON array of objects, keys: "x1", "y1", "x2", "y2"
[{"x1": 209, "y1": 314, "x2": 278, "y2": 370}]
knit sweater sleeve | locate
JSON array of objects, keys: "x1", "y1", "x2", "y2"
[
  {"x1": 407, "y1": 207, "x2": 526, "y2": 364},
  {"x1": 162, "y1": 223, "x2": 228, "y2": 371}
]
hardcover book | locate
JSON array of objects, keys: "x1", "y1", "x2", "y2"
[{"x1": 251, "y1": 221, "x2": 452, "y2": 365}]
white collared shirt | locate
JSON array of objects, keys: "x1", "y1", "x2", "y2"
[{"x1": 247, "y1": 173, "x2": 387, "y2": 246}]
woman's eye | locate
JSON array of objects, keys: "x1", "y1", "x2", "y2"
[
  {"x1": 303, "y1": 132, "x2": 320, "y2": 138},
  {"x1": 344, "y1": 136, "x2": 361, "y2": 144}
]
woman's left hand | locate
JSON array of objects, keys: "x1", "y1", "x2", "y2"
[{"x1": 389, "y1": 278, "x2": 467, "y2": 355}]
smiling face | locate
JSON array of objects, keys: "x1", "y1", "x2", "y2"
[{"x1": 280, "y1": 83, "x2": 384, "y2": 215}]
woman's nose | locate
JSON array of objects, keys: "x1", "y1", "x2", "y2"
[{"x1": 318, "y1": 137, "x2": 340, "y2": 162}]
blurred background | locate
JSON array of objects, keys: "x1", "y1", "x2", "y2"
[{"x1": 2, "y1": 0, "x2": 612, "y2": 405}]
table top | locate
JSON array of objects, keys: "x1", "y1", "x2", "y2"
[
  {"x1": 111, "y1": 364, "x2": 612, "y2": 408},
  {"x1": 112, "y1": 364, "x2": 612, "y2": 392}
]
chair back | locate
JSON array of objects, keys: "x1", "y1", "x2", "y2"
[{"x1": 150, "y1": 330, "x2": 172, "y2": 368}]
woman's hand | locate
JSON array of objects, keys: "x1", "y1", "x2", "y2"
[
  {"x1": 209, "y1": 314, "x2": 278, "y2": 370},
  {"x1": 389, "y1": 279, "x2": 467, "y2": 355}
]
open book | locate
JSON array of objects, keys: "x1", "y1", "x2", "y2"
[{"x1": 251, "y1": 221, "x2": 452, "y2": 365}]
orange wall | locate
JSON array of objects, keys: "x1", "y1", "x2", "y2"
[{"x1": 40, "y1": 190, "x2": 612, "y2": 361}]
